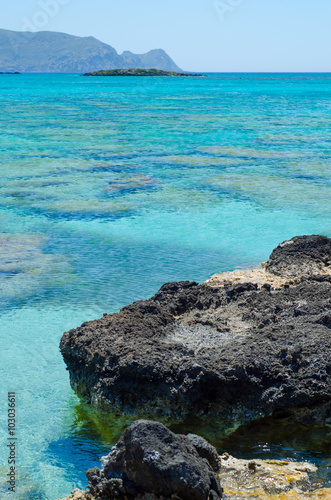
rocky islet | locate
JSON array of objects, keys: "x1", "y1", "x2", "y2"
[{"x1": 83, "y1": 69, "x2": 201, "y2": 77}]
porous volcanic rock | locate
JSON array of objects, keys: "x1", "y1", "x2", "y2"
[
  {"x1": 264, "y1": 234, "x2": 331, "y2": 277},
  {"x1": 60, "y1": 235, "x2": 331, "y2": 426},
  {"x1": 86, "y1": 420, "x2": 222, "y2": 500}
]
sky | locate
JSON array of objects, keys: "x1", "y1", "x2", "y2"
[{"x1": 2, "y1": 0, "x2": 331, "y2": 72}]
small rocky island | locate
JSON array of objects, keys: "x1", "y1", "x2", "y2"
[{"x1": 83, "y1": 68, "x2": 202, "y2": 77}]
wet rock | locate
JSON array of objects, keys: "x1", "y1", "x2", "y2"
[
  {"x1": 58, "y1": 490, "x2": 86, "y2": 500},
  {"x1": 60, "y1": 235, "x2": 331, "y2": 426},
  {"x1": 84, "y1": 420, "x2": 222, "y2": 500},
  {"x1": 218, "y1": 454, "x2": 331, "y2": 499}
]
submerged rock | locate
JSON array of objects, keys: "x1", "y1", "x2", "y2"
[
  {"x1": 60, "y1": 235, "x2": 331, "y2": 426},
  {"x1": 0, "y1": 233, "x2": 72, "y2": 308},
  {"x1": 218, "y1": 454, "x2": 329, "y2": 499}
]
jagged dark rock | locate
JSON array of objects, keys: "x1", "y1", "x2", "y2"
[
  {"x1": 60, "y1": 235, "x2": 331, "y2": 426},
  {"x1": 264, "y1": 234, "x2": 331, "y2": 277},
  {"x1": 85, "y1": 420, "x2": 222, "y2": 500}
]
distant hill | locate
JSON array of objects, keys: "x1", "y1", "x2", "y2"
[{"x1": 0, "y1": 28, "x2": 183, "y2": 73}]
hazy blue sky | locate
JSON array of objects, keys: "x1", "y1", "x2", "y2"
[{"x1": 2, "y1": 0, "x2": 331, "y2": 72}]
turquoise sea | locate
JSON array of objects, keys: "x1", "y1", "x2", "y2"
[{"x1": 0, "y1": 73, "x2": 330, "y2": 499}]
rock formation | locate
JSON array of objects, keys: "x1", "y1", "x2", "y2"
[
  {"x1": 61, "y1": 420, "x2": 223, "y2": 500},
  {"x1": 60, "y1": 235, "x2": 331, "y2": 426},
  {"x1": 56, "y1": 420, "x2": 331, "y2": 500},
  {"x1": 264, "y1": 234, "x2": 331, "y2": 277}
]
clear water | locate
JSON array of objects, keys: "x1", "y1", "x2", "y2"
[{"x1": 0, "y1": 73, "x2": 330, "y2": 499}]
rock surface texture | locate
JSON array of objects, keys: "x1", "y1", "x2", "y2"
[
  {"x1": 218, "y1": 454, "x2": 328, "y2": 500},
  {"x1": 60, "y1": 235, "x2": 331, "y2": 426}
]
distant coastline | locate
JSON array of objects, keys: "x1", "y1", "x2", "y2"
[
  {"x1": 0, "y1": 71, "x2": 20, "y2": 74},
  {"x1": 0, "y1": 28, "x2": 184, "y2": 74},
  {"x1": 83, "y1": 68, "x2": 203, "y2": 77}
]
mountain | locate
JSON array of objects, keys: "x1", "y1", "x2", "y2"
[
  {"x1": 121, "y1": 49, "x2": 181, "y2": 73},
  {"x1": 0, "y1": 28, "x2": 183, "y2": 73}
]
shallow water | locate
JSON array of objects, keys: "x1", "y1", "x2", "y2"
[{"x1": 0, "y1": 73, "x2": 330, "y2": 499}]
